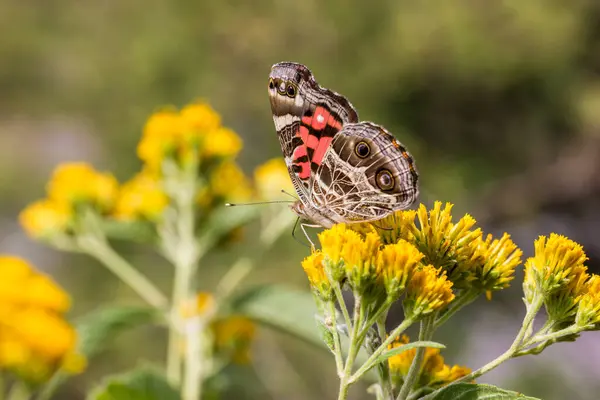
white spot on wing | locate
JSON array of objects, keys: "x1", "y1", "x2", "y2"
[{"x1": 316, "y1": 114, "x2": 325, "y2": 123}]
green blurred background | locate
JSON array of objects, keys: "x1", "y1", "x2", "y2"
[{"x1": 3, "y1": 0, "x2": 600, "y2": 399}]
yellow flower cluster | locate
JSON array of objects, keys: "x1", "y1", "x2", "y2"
[
  {"x1": 113, "y1": 171, "x2": 169, "y2": 222},
  {"x1": 20, "y1": 101, "x2": 272, "y2": 235},
  {"x1": 350, "y1": 202, "x2": 523, "y2": 297},
  {"x1": 20, "y1": 163, "x2": 118, "y2": 238},
  {"x1": 388, "y1": 335, "x2": 470, "y2": 389},
  {"x1": 138, "y1": 103, "x2": 241, "y2": 173},
  {"x1": 0, "y1": 256, "x2": 83, "y2": 382},
  {"x1": 523, "y1": 234, "x2": 600, "y2": 329},
  {"x1": 308, "y1": 224, "x2": 453, "y2": 315}
]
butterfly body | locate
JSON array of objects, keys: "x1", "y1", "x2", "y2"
[{"x1": 268, "y1": 62, "x2": 418, "y2": 228}]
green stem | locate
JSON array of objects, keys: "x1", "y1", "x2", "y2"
[
  {"x1": 80, "y1": 236, "x2": 168, "y2": 310},
  {"x1": 6, "y1": 382, "x2": 29, "y2": 400},
  {"x1": 37, "y1": 373, "x2": 66, "y2": 400},
  {"x1": 329, "y1": 301, "x2": 345, "y2": 376},
  {"x1": 396, "y1": 316, "x2": 435, "y2": 400},
  {"x1": 422, "y1": 295, "x2": 545, "y2": 400},
  {"x1": 357, "y1": 300, "x2": 393, "y2": 343},
  {"x1": 167, "y1": 182, "x2": 200, "y2": 392},
  {"x1": 333, "y1": 282, "x2": 352, "y2": 332},
  {"x1": 523, "y1": 325, "x2": 584, "y2": 348},
  {"x1": 183, "y1": 319, "x2": 211, "y2": 400},
  {"x1": 434, "y1": 290, "x2": 478, "y2": 329},
  {"x1": 376, "y1": 318, "x2": 395, "y2": 400},
  {"x1": 349, "y1": 317, "x2": 415, "y2": 384},
  {"x1": 338, "y1": 294, "x2": 364, "y2": 400}
]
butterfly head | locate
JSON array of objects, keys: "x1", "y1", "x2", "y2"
[{"x1": 268, "y1": 62, "x2": 313, "y2": 116}]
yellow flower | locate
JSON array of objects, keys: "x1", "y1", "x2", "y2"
[
  {"x1": 0, "y1": 256, "x2": 70, "y2": 312},
  {"x1": 358, "y1": 209, "x2": 418, "y2": 245},
  {"x1": 576, "y1": 274, "x2": 600, "y2": 328},
  {"x1": 301, "y1": 251, "x2": 332, "y2": 300},
  {"x1": 411, "y1": 202, "x2": 482, "y2": 287},
  {"x1": 341, "y1": 231, "x2": 381, "y2": 293},
  {"x1": 254, "y1": 158, "x2": 294, "y2": 200},
  {"x1": 113, "y1": 171, "x2": 169, "y2": 221},
  {"x1": 47, "y1": 162, "x2": 118, "y2": 212},
  {"x1": 473, "y1": 233, "x2": 523, "y2": 293},
  {"x1": 0, "y1": 256, "x2": 82, "y2": 382},
  {"x1": 202, "y1": 127, "x2": 242, "y2": 158},
  {"x1": 405, "y1": 265, "x2": 455, "y2": 318},
  {"x1": 210, "y1": 161, "x2": 253, "y2": 202},
  {"x1": 180, "y1": 292, "x2": 216, "y2": 319},
  {"x1": 180, "y1": 102, "x2": 221, "y2": 134},
  {"x1": 212, "y1": 316, "x2": 256, "y2": 365},
  {"x1": 19, "y1": 199, "x2": 72, "y2": 239},
  {"x1": 137, "y1": 109, "x2": 183, "y2": 172},
  {"x1": 388, "y1": 335, "x2": 470, "y2": 389},
  {"x1": 523, "y1": 234, "x2": 588, "y2": 303},
  {"x1": 318, "y1": 224, "x2": 360, "y2": 282},
  {"x1": 377, "y1": 240, "x2": 424, "y2": 300}
]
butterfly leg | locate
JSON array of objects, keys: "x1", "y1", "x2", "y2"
[{"x1": 300, "y1": 222, "x2": 322, "y2": 250}]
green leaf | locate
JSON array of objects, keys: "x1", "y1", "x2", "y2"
[
  {"x1": 76, "y1": 306, "x2": 160, "y2": 358},
  {"x1": 427, "y1": 383, "x2": 540, "y2": 400},
  {"x1": 88, "y1": 367, "x2": 180, "y2": 400},
  {"x1": 375, "y1": 340, "x2": 445, "y2": 365},
  {"x1": 197, "y1": 205, "x2": 260, "y2": 250},
  {"x1": 231, "y1": 284, "x2": 323, "y2": 347},
  {"x1": 101, "y1": 219, "x2": 157, "y2": 243}
]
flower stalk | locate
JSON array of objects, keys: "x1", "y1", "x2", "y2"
[{"x1": 396, "y1": 316, "x2": 435, "y2": 400}]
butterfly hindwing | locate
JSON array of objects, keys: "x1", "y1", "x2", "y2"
[{"x1": 311, "y1": 122, "x2": 419, "y2": 223}]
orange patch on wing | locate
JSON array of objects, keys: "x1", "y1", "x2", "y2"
[{"x1": 312, "y1": 137, "x2": 333, "y2": 166}]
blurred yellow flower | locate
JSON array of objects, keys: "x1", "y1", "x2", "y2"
[
  {"x1": 212, "y1": 316, "x2": 256, "y2": 365},
  {"x1": 46, "y1": 162, "x2": 118, "y2": 212},
  {"x1": 405, "y1": 265, "x2": 455, "y2": 318},
  {"x1": 180, "y1": 102, "x2": 221, "y2": 134},
  {"x1": 0, "y1": 256, "x2": 81, "y2": 382},
  {"x1": 138, "y1": 102, "x2": 242, "y2": 173},
  {"x1": 301, "y1": 251, "x2": 332, "y2": 300},
  {"x1": 19, "y1": 199, "x2": 72, "y2": 239},
  {"x1": 523, "y1": 234, "x2": 588, "y2": 303},
  {"x1": 388, "y1": 335, "x2": 470, "y2": 389},
  {"x1": 210, "y1": 161, "x2": 253, "y2": 202},
  {"x1": 377, "y1": 240, "x2": 424, "y2": 300},
  {"x1": 113, "y1": 171, "x2": 169, "y2": 221},
  {"x1": 137, "y1": 109, "x2": 183, "y2": 172},
  {"x1": 254, "y1": 158, "x2": 294, "y2": 200},
  {"x1": 0, "y1": 256, "x2": 70, "y2": 312},
  {"x1": 180, "y1": 292, "x2": 216, "y2": 320},
  {"x1": 202, "y1": 127, "x2": 242, "y2": 158}
]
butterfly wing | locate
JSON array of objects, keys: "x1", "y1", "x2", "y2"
[
  {"x1": 311, "y1": 122, "x2": 419, "y2": 223},
  {"x1": 268, "y1": 62, "x2": 358, "y2": 204}
]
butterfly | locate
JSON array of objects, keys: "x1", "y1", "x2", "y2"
[{"x1": 268, "y1": 62, "x2": 419, "y2": 230}]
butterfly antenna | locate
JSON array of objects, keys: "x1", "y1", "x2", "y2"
[
  {"x1": 281, "y1": 189, "x2": 299, "y2": 201},
  {"x1": 225, "y1": 200, "x2": 295, "y2": 207}
]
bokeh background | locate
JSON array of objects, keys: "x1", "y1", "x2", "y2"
[{"x1": 3, "y1": 0, "x2": 600, "y2": 399}]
